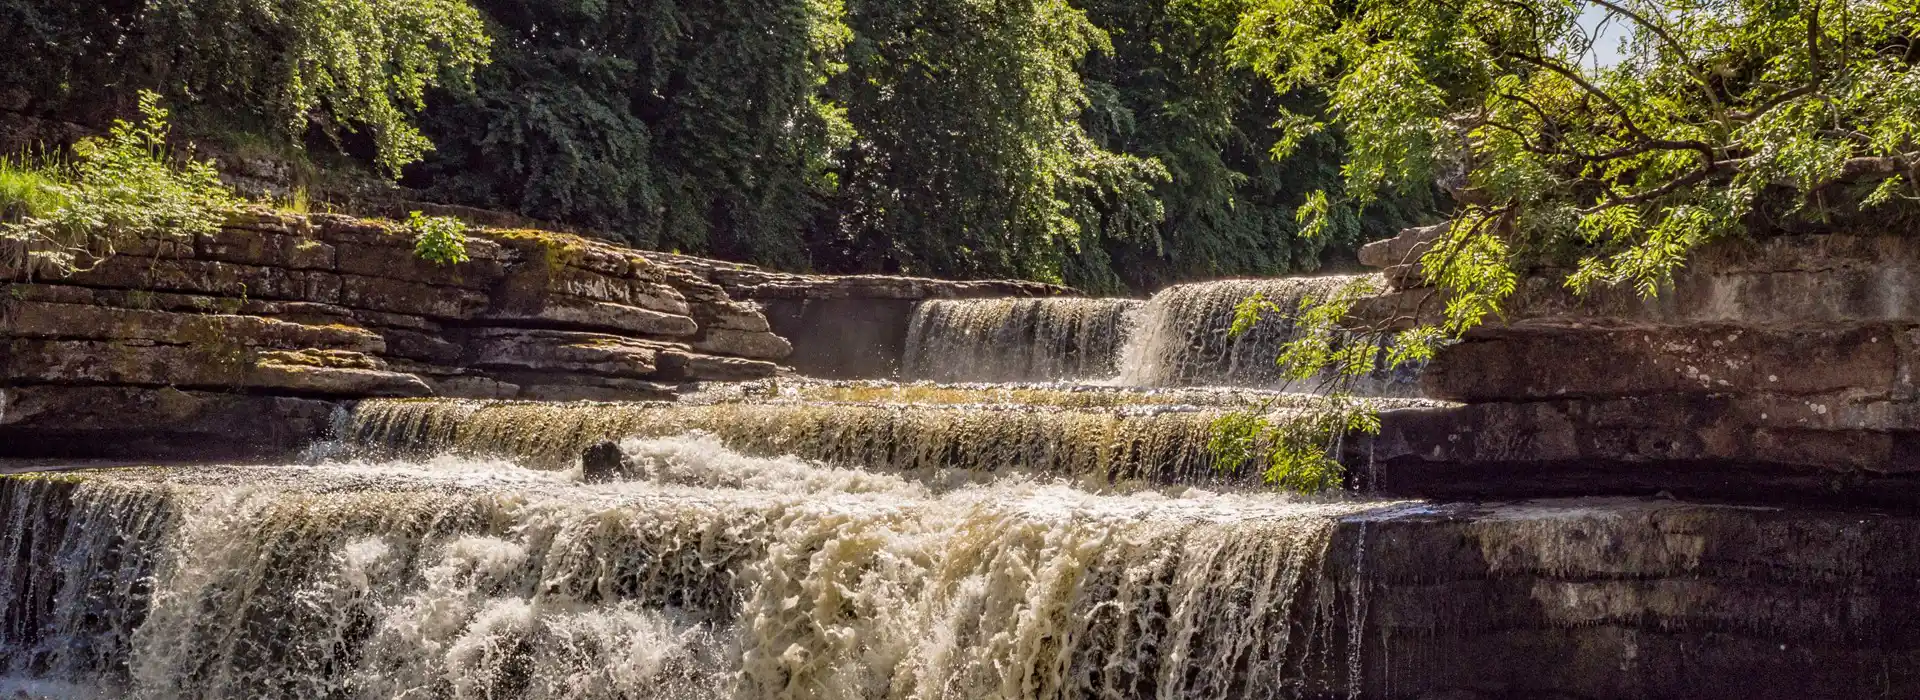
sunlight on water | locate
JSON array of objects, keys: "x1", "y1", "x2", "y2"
[
  {"x1": 1, "y1": 434, "x2": 1404, "y2": 699},
  {"x1": 903, "y1": 298, "x2": 1140, "y2": 382},
  {"x1": 893, "y1": 276, "x2": 1416, "y2": 394}
]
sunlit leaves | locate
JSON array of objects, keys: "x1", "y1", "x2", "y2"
[
  {"x1": 407, "y1": 211, "x2": 470, "y2": 266},
  {"x1": 1294, "y1": 190, "x2": 1332, "y2": 239},
  {"x1": 3, "y1": 92, "x2": 236, "y2": 276},
  {"x1": 1331, "y1": 45, "x2": 1452, "y2": 201},
  {"x1": 1237, "y1": 0, "x2": 1920, "y2": 361},
  {"x1": 151, "y1": 0, "x2": 492, "y2": 176},
  {"x1": 1207, "y1": 394, "x2": 1382, "y2": 494},
  {"x1": 1865, "y1": 175, "x2": 1912, "y2": 208},
  {"x1": 1268, "y1": 108, "x2": 1325, "y2": 161},
  {"x1": 1218, "y1": 0, "x2": 1920, "y2": 493}
]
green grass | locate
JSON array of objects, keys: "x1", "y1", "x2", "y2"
[{"x1": 0, "y1": 153, "x2": 71, "y2": 221}]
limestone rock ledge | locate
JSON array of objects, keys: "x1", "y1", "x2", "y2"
[
  {"x1": 0, "y1": 209, "x2": 790, "y2": 458},
  {"x1": 639, "y1": 251, "x2": 1076, "y2": 378},
  {"x1": 1352, "y1": 224, "x2": 1920, "y2": 505}
]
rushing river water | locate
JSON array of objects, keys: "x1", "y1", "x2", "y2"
[
  {"x1": 899, "y1": 276, "x2": 1416, "y2": 393},
  {"x1": 11, "y1": 268, "x2": 1920, "y2": 699},
  {"x1": 1, "y1": 434, "x2": 1397, "y2": 699}
]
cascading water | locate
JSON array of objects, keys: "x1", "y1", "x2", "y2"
[
  {"x1": 902, "y1": 298, "x2": 1141, "y2": 382},
  {"x1": 335, "y1": 393, "x2": 1431, "y2": 486},
  {"x1": 0, "y1": 441, "x2": 1389, "y2": 699},
  {"x1": 895, "y1": 275, "x2": 1416, "y2": 394},
  {"x1": 1115, "y1": 276, "x2": 1384, "y2": 389}
]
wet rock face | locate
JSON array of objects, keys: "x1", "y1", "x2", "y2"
[
  {"x1": 1344, "y1": 499, "x2": 1920, "y2": 700},
  {"x1": 0, "y1": 209, "x2": 792, "y2": 458},
  {"x1": 1358, "y1": 225, "x2": 1920, "y2": 504},
  {"x1": 0, "y1": 386, "x2": 337, "y2": 460}
]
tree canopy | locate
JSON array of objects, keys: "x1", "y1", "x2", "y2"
[
  {"x1": 1217, "y1": 0, "x2": 1920, "y2": 491},
  {"x1": 1, "y1": 0, "x2": 491, "y2": 175},
  {"x1": 1237, "y1": 0, "x2": 1920, "y2": 344},
  {"x1": 1, "y1": 0, "x2": 1437, "y2": 292}
]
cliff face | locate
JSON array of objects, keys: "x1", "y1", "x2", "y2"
[
  {"x1": 0, "y1": 209, "x2": 799, "y2": 459},
  {"x1": 645, "y1": 250, "x2": 1074, "y2": 378},
  {"x1": 1356, "y1": 226, "x2": 1920, "y2": 506}
]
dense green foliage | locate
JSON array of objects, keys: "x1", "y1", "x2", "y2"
[
  {"x1": 809, "y1": 0, "x2": 1164, "y2": 286},
  {"x1": 410, "y1": 0, "x2": 1185, "y2": 287},
  {"x1": 1244, "y1": 0, "x2": 1920, "y2": 348},
  {"x1": 2, "y1": 0, "x2": 1432, "y2": 290},
  {"x1": 411, "y1": 0, "x2": 850, "y2": 268},
  {"x1": 1076, "y1": 0, "x2": 1431, "y2": 290},
  {"x1": 2, "y1": 0, "x2": 491, "y2": 174},
  {"x1": 2, "y1": 92, "x2": 236, "y2": 276},
  {"x1": 409, "y1": 0, "x2": 1430, "y2": 290},
  {"x1": 1214, "y1": 0, "x2": 1920, "y2": 491}
]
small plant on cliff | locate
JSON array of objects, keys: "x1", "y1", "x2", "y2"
[
  {"x1": 407, "y1": 211, "x2": 470, "y2": 266},
  {"x1": 0, "y1": 153, "x2": 71, "y2": 222},
  {"x1": 2, "y1": 91, "x2": 236, "y2": 277}
]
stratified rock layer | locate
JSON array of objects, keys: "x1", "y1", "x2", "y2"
[
  {"x1": 644, "y1": 251, "x2": 1074, "y2": 378},
  {"x1": 1356, "y1": 226, "x2": 1920, "y2": 505},
  {"x1": 1342, "y1": 498, "x2": 1920, "y2": 699},
  {"x1": 0, "y1": 209, "x2": 787, "y2": 457}
]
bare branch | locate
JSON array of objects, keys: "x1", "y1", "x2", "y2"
[{"x1": 1578, "y1": 158, "x2": 1745, "y2": 213}]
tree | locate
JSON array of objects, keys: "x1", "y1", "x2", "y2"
[
  {"x1": 0, "y1": 0, "x2": 492, "y2": 175},
  {"x1": 410, "y1": 0, "x2": 850, "y2": 268},
  {"x1": 1216, "y1": 0, "x2": 1920, "y2": 490},
  {"x1": 1244, "y1": 0, "x2": 1920, "y2": 348},
  {"x1": 1077, "y1": 0, "x2": 1434, "y2": 292},
  {"x1": 809, "y1": 0, "x2": 1167, "y2": 287}
]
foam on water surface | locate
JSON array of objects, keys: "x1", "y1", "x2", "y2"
[{"x1": 1, "y1": 436, "x2": 1405, "y2": 699}]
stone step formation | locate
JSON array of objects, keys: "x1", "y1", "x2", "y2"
[
  {"x1": 0, "y1": 209, "x2": 1046, "y2": 459},
  {"x1": 3, "y1": 216, "x2": 1920, "y2": 699},
  {"x1": 1354, "y1": 224, "x2": 1920, "y2": 507}
]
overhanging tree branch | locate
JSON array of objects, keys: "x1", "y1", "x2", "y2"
[{"x1": 1579, "y1": 158, "x2": 1745, "y2": 213}]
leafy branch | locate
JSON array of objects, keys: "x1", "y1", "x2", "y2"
[{"x1": 1216, "y1": 0, "x2": 1920, "y2": 492}]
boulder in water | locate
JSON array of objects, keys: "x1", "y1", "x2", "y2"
[{"x1": 580, "y1": 440, "x2": 627, "y2": 483}]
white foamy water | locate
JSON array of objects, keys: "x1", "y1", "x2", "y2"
[
  {"x1": 902, "y1": 298, "x2": 1141, "y2": 383},
  {"x1": 0, "y1": 436, "x2": 1401, "y2": 699},
  {"x1": 1115, "y1": 276, "x2": 1375, "y2": 388},
  {"x1": 893, "y1": 275, "x2": 1416, "y2": 394}
]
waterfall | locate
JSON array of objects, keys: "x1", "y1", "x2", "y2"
[
  {"x1": 902, "y1": 298, "x2": 1141, "y2": 383},
  {"x1": 1, "y1": 476, "x2": 174, "y2": 687},
  {"x1": 338, "y1": 398, "x2": 1257, "y2": 485},
  {"x1": 0, "y1": 445, "x2": 1384, "y2": 699},
  {"x1": 335, "y1": 394, "x2": 1432, "y2": 486},
  {"x1": 1115, "y1": 276, "x2": 1386, "y2": 389},
  {"x1": 894, "y1": 276, "x2": 1414, "y2": 394}
]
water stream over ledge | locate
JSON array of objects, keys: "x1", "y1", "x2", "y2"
[
  {"x1": 898, "y1": 275, "x2": 1418, "y2": 394},
  {"x1": 10, "y1": 445, "x2": 1920, "y2": 699},
  {"x1": 2, "y1": 444, "x2": 1397, "y2": 700},
  {"x1": 8, "y1": 255, "x2": 1920, "y2": 699}
]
